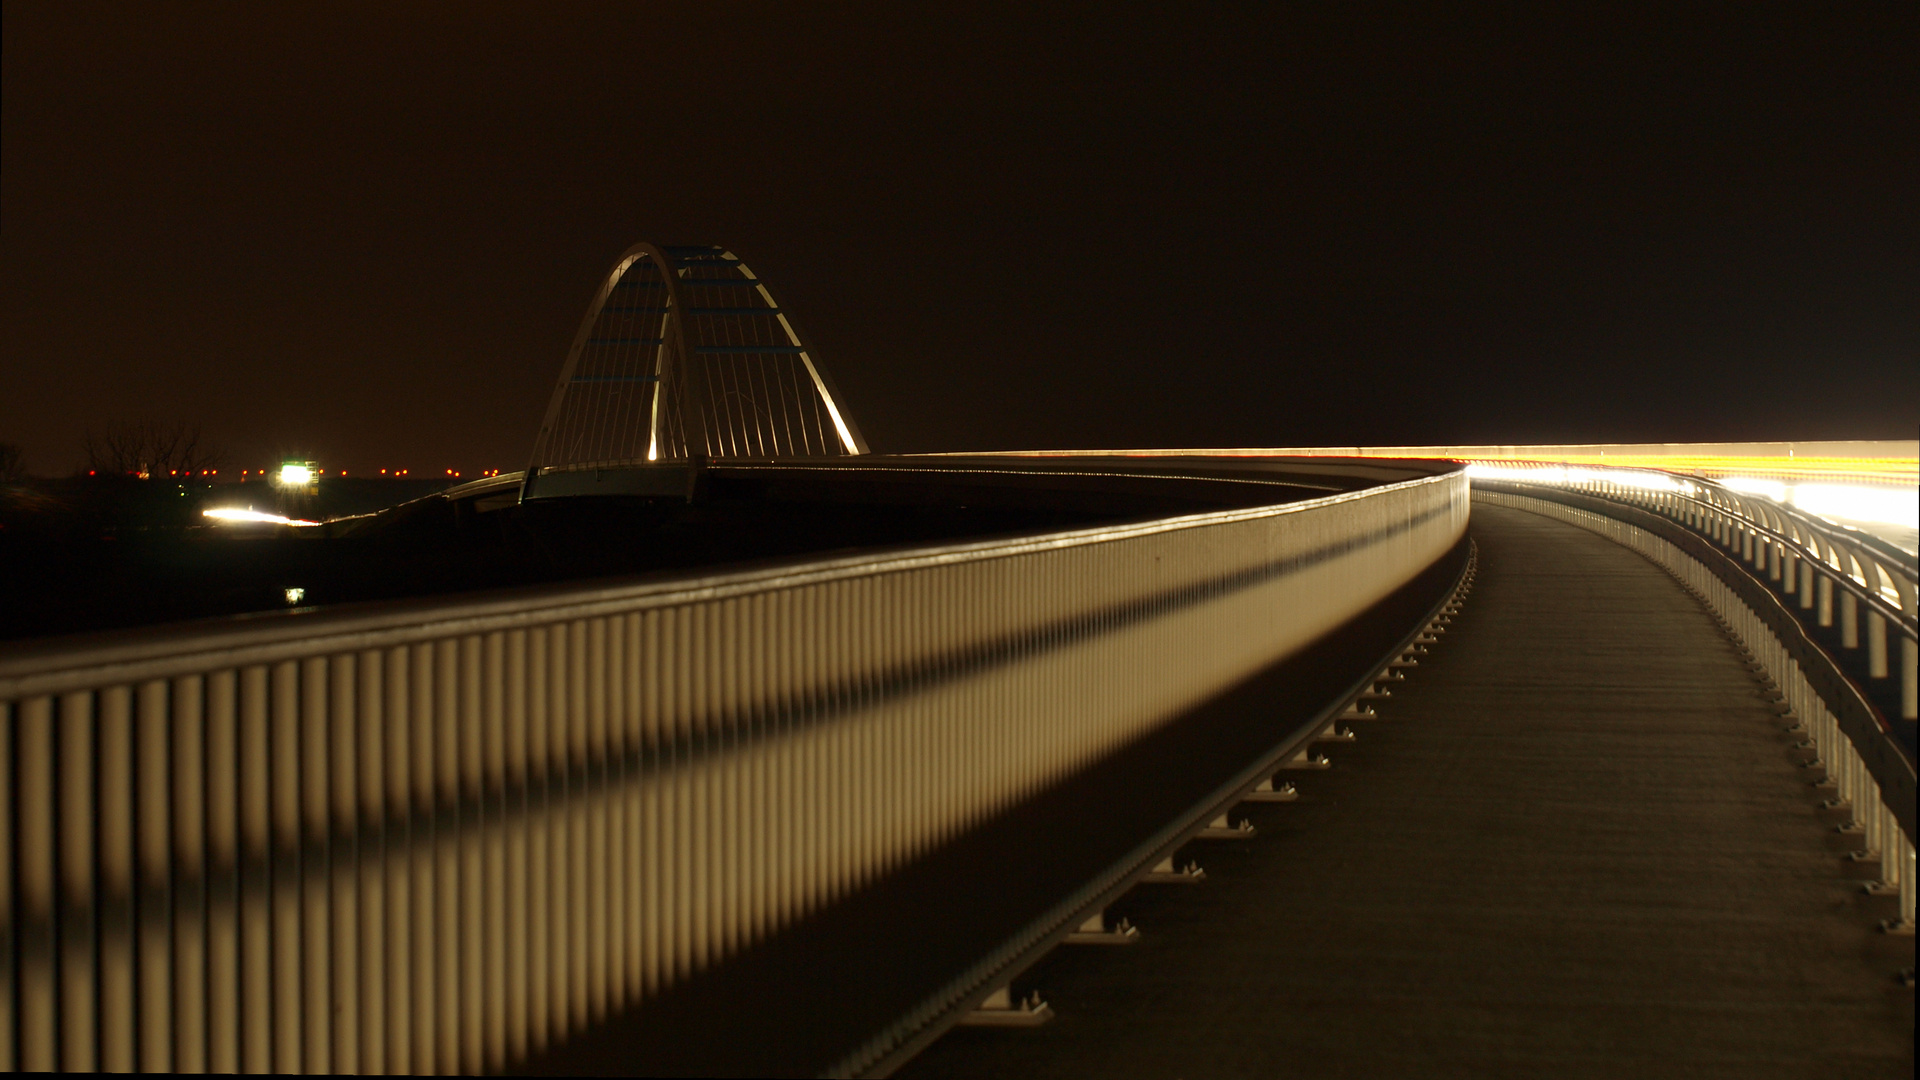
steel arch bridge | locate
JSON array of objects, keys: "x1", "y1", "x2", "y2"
[{"x1": 523, "y1": 243, "x2": 867, "y2": 496}]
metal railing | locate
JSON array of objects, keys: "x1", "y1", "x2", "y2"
[
  {"x1": 1476, "y1": 486, "x2": 1917, "y2": 940},
  {"x1": 1474, "y1": 464, "x2": 1918, "y2": 722},
  {"x1": 833, "y1": 540, "x2": 1477, "y2": 1078},
  {"x1": 0, "y1": 470, "x2": 1466, "y2": 1073}
]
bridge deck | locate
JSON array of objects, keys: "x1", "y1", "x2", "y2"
[{"x1": 899, "y1": 503, "x2": 1913, "y2": 1079}]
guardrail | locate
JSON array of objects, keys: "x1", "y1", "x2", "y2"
[
  {"x1": 0, "y1": 468, "x2": 1465, "y2": 1073},
  {"x1": 1471, "y1": 463, "x2": 1918, "y2": 723},
  {"x1": 833, "y1": 538, "x2": 1476, "y2": 1078},
  {"x1": 1476, "y1": 483, "x2": 1916, "y2": 941}
]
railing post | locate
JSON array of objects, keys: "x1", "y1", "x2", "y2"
[
  {"x1": 1817, "y1": 573, "x2": 1833, "y2": 627},
  {"x1": 1799, "y1": 562, "x2": 1815, "y2": 611},
  {"x1": 1869, "y1": 614, "x2": 1888, "y2": 679},
  {"x1": 1901, "y1": 843, "x2": 1917, "y2": 932},
  {"x1": 1904, "y1": 637, "x2": 1918, "y2": 721},
  {"x1": 1841, "y1": 590, "x2": 1859, "y2": 649}
]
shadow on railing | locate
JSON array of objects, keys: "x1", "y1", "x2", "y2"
[{"x1": 0, "y1": 465, "x2": 1466, "y2": 1074}]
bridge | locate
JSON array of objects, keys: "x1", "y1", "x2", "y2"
[{"x1": 1, "y1": 244, "x2": 1913, "y2": 1074}]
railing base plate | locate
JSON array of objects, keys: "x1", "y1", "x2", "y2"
[
  {"x1": 957, "y1": 1004, "x2": 1054, "y2": 1027},
  {"x1": 1242, "y1": 778, "x2": 1297, "y2": 803}
]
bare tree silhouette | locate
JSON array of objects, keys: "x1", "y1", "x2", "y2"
[
  {"x1": 0, "y1": 442, "x2": 24, "y2": 481},
  {"x1": 83, "y1": 422, "x2": 223, "y2": 478}
]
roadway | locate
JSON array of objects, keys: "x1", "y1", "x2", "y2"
[{"x1": 897, "y1": 503, "x2": 1913, "y2": 1079}]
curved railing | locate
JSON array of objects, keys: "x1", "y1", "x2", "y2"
[
  {"x1": 831, "y1": 540, "x2": 1476, "y2": 1078},
  {"x1": 1471, "y1": 463, "x2": 1917, "y2": 724},
  {"x1": 0, "y1": 465, "x2": 1465, "y2": 1073},
  {"x1": 1474, "y1": 478, "x2": 1916, "y2": 947}
]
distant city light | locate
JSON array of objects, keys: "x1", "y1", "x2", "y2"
[
  {"x1": 203, "y1": 507, "x2": 320, "y2": 527},
  {"x1": 284, "y1": 587, "x2": 306, "y2": 604}
]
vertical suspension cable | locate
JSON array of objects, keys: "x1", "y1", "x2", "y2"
[
  {"x1": 532, "y1": 243, "x2": 864, "y2": 472},
  {"x1": 770, "y1": 356, "x2": 797, "y2": 456}
]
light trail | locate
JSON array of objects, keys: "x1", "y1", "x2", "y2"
[{"x1": 202, "y1": 507, "x2": 321, "y2": 527}]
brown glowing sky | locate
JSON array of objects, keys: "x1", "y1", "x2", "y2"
[{"x1": 3, "y1": 3, "x2": 1915, "y2": 476}]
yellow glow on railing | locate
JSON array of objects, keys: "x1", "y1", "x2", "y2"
[
  {"x1": 964, "y1": 443, "x2": 1918, "y2": 489},
  {"x1": 203, "y1": 507, "x2": 321, "y2": 527},
  {"x1": 1720, "y1": 476, "x2": 1788, "y2": 501},
  {"x1": 1519, "y1": 454, "x2": 1917, "y2": 488},
  {"x1": 1468, "y1": 460, "x2": 1916, "y2": 529},
  {"x1": 1464, "y1": 462, "x2": 1697, "y2": 495},
  {"x1": 1789, "y1": 484, "x2": 1919, "y2": 529}
]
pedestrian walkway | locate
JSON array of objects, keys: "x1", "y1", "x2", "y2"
[{"x1": 898, "y1": 503, "x2": 1913, "y2": 1080}]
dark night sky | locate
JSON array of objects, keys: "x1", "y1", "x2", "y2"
[{"x1": 3, "y1": 3, "x2": 1915, "y2": 475}]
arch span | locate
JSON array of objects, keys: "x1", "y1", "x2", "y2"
[{"x1": 525, "y1": 243, "x2": 867, "y2": 486}]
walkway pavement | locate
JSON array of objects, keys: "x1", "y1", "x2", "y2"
[{"x1": 897, "y1": 503, "x2": 1913, "y2": 1080}]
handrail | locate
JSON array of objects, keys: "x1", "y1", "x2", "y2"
[
  {"x1": 1465, "y1": 459, "x2": 1916, "y2": 593},
  {"x1": 0, "y1": 465, "x2": 1467, "y2": 1074},
  {"x1": 0, "y1": 475, "x2": 1453, "y2": 699},
  {"x1": 1476, "y1": 484, "x2": 1915, "y2": 942},
  {"x1": 1470, "y1": 461, "x2": 1918, "y2": 724},
  {"x1": 1654, "y1": 486, "x2": 1913, "y2": 632},
  {"x1": 1688, "y1": 475, "x2": 1917, "y2": 573},
  {"x1": 833, "y1": 540, "x2": 1476, "y2": 1078}
]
